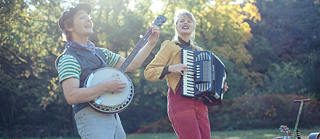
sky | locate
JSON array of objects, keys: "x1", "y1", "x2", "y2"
[
  {"x1": 27, "y1": 0, "x2": 244, "y2": 14},
  {"x1": 128, "y1": 0, "x2": 164, "y2": 13},
  {"x1": 129, "y1": 0, "x2": 244, "y2": 13}
]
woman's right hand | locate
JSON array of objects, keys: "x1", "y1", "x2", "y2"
[{"x1": 168, "y1": 63, "x2": 189, "y2": 76}]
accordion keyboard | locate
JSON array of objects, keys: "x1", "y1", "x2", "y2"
[{"x1": 182, "y1": 49, "x2": 195, "y2": 97}]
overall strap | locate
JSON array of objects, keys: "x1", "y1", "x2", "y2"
[{"x1": 95, "y1": 48, "x2": 108, "y2": 67}]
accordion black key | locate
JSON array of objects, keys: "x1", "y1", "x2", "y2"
[{"x1": 181, "y1": 49, "x2": 227, "y2": 106}]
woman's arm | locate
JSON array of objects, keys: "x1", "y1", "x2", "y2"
[{"x1": 144, "y1": 41, "x2": 176, "y2": 82}]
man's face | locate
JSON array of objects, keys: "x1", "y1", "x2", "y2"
[{"x1": 68, "y1": 9, "x2": 94, "y2": 37}]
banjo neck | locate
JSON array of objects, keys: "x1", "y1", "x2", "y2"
[{"x1": 118, "y1": 28, "x2": 153, "y2": 73}]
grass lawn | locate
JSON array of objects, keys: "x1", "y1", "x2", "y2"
[
  {"x1": 23, "y1": 128, "x2": 319, "y2": 139},
  {"x1": 126, "y1": 128, "x2": 320, "y2": 139}
]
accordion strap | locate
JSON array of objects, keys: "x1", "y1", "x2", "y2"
[
  {"x1": 195, "y1": 46, "x2": 199, "y2": 51},
  {"x1": 175, "y1": 42, "x2": 199, "y2": 51}
]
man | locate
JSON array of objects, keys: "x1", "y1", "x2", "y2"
[{"x1": 55, "y1": 2, "x2": 160, "y2": 139}]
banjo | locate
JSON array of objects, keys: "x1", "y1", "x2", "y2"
[{"x1": 84, "y1": 15, "x2": 167, "y2": 114}]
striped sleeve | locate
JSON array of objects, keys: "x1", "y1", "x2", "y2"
[
  {"x1": 57, "y1": 54, "x2": 81, "y2": 83},
  {"x1": 98, "y1": 48, "x2": 121, "y2": 68}
]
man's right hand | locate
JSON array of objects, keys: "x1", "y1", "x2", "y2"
[{"x1": 100, "y1": 77, "x2": 127, "y2": 92}]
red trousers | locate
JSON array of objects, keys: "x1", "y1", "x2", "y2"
[{"x1": 167, "y1": 85, "x2": 211, "y2": 139}]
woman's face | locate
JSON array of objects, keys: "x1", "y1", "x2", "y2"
[{"x1": 176, "y1": 15, "x2": 195, "y2": 37}]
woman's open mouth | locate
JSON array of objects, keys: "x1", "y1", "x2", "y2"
[{"x1": 182, "y1": 25, "x2": 189, "y2": 30}]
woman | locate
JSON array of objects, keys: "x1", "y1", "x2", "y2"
[{"x1": 144, "y1": 9, "x2": 228, "y2": 139}]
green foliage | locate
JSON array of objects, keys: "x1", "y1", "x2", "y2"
[
  {"x1": 0, "y1": 0, "x2": 75, "y2": 137},
  {"x1": 246, "y1": 0, "x2": 320, "y2": 99},
  {"x1": 301, "y1": 51, "x2": 320, "y2": 100},
  {"x1": 263, "y1": 62, "x2": 306, "y2": 94},
  {"x1": 195, "y1": 0, "x2": 260, "y2": 67},
  {"x1": 248, "y1": 36, "x2": 277, "y2": 73}
]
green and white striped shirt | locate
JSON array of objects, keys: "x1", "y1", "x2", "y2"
[{"x1": 57, "y1": 48, "x2": 121, "y2": 83}]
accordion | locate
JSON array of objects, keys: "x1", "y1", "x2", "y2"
[{"x1": 181, "y1": 49, "x2": 227, "y2": 106}]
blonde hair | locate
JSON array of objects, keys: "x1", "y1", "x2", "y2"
[{"x1": 173, "y1": 9, "x2": 197, "y2": 45}]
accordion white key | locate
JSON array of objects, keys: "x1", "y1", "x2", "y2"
[{"x1": 181, "y1": 49, "x2": 227, "y2": 106}]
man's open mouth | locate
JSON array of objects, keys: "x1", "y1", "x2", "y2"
[{"x1": 84, "y1": 24, "x2": 91, "y2": 28}]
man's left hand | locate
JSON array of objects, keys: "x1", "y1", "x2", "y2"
[{"x1": 147, "y1": 25, "x2": 160, "y2": 46}]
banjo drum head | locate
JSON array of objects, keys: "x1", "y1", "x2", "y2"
[{"x1": 85, "y1": 67, "x2": 132, "y2": 107}]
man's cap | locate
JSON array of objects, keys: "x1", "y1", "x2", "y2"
[{"x1": 58, "y1": 2, "x2": 91, "y2": 30}]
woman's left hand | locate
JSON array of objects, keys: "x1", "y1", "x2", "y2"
[{"x1": 223, "y1": 83, "x2": 228, "y2": 94}]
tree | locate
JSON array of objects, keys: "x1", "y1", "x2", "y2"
[
  {"x1": 246, "y1": 0, "x2": 320, "y2": 98},
  {"x1": 0, "y1": 0, "x2": 75, "y2": 137}
]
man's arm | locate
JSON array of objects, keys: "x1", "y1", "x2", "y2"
[
  {"x1": 61, "y1": 77, "x2": 126, "y2": 105},
  {"x1": 57, "y1": 55, "x2": 127, "y2": 105},
  {"x1": 114, "y1": 26, "x2": 160, "y2": 71}
]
